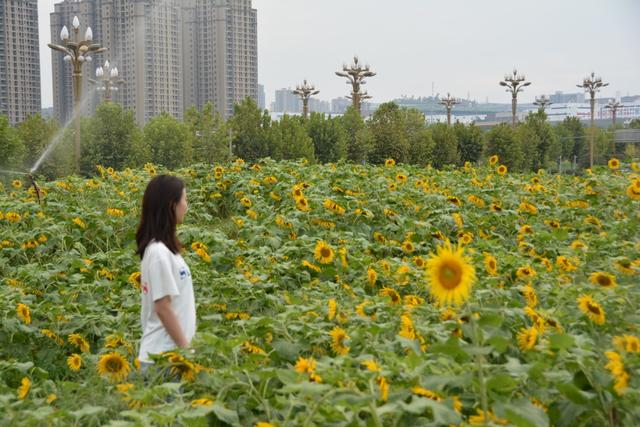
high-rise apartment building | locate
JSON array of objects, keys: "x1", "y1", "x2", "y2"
[
  {"x1": 274, "y1": 88, "x2": 301, "y2": 113},
  {"x1": 51, "y1": 0, "x2": 257, "y2": 124},
  {"x1": 0, "y1": 0, "x2": 41, "y2": 125}
]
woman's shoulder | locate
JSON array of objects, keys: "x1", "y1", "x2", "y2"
[{"x1": 142, "y1": 241, "x2": 173, "y2": 262}]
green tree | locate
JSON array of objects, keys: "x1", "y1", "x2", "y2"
[
  {"x1": 17, "y1": 114, "x2": 58, "y2": 171},
  {"x1": 367, "y1": 102, "x2": 410, "y2": 164},
  {"x1": 554, "y1": 117, "x2": 585, "y2": 164},
  {"x1": 185, "y1": 102, "x2": 230, "y2": 164},
  {"x1": 340, "y1": 106, "x2": 371, "y2": 164},
  {"x1": 0, "y1": 115, "x2": 25, "y2": 171},
  {"x1": 485, "y1": 123, "x2": 523, "y2": 170},
  {"x1": 269, "y1": 115, "x2": 315, "y2": 161},
  {"x1": 306, "y1": 112, "x2": 347, "y2": 163},
  {"x1": 143, "y1": 112, "x2": 192, "y2": 169},
  {"x1": 81, "y1": 102, "x2": 141, "y2": 175},
  {"x1": 429, "y1": 123, "x2": 459, "y2": 168},
  {"x1": 518, "y1": 110, "x2": 560, "y2": 170},
  {"x1": 629, "y1": 118, "x2": 640, "y2": 129},
  {"x1": 230, "y1": 97, "x2": 270, "y2": 162},
  {"x1": 454, "y1": 122, "x2": 484, "y2": 165},
  {"x1": 402, "y1": 108, "x2": 432, "y2": 165}
]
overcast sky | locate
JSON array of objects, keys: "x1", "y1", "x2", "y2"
[{"x1": 38, "y1": 0, "x2": 640, "y2": 108}]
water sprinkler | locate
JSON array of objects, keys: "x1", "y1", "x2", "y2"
[{"x1": 27, "y1": 173, "x2": 42, "y2": 205}]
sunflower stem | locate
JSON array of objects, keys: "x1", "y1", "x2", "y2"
[{"x1": 470, "y1": 308, "x2": 489, "y2": 425}]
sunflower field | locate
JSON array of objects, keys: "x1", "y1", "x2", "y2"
[{"x1": 1, "y1": 158, "x2": 639, "y2": 426}]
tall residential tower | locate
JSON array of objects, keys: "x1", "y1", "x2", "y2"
[{"x1": 0, "y1": 0, "x2": 41, "y2": 125}]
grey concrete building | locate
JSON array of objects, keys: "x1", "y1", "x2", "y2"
[
  {"x1": 257, "y1": 84, "x2": 265, "y2": 110},
  {"x1": 274, "y1": 88, "x2": 301, "y2": 113},
  {"x1": 0, "y1": 0, "x2": 41, "y2": 125}
]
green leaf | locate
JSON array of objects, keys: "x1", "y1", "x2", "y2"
[
  {"x1": 211, "y1": 403, "x2": 240, "y2": 426},
  {"x1": 487, "y1": 335, "x2": 510, "y2": 353},
  {"x1": 495, "y1": 399, "x2": 549, "y2": 427},
  {"x1": 280, "y1": 381, "x2": 331, "y2": 395},
  {"x1": 548, "y1": 333, "x2": 575, "y2": 351},
  {"x1": 271, "y1": 340, "x2": 301, "y2": 362},
  {"x1": 70, "y1": 405, "x2": 107, "y2": 419},
  {"x1": 398, "y1": 397, "x2": 462, "y2": 424},
  {"x1": 486, "y1": 374, "x2": 518, "y2": 394},
  {"x1": 556, "y1": 383, "x2": 596, "y2": 404}
]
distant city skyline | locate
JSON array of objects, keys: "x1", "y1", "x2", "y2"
[{"x1": 38, "y1": 0, "x2": 640, "y2": 110}]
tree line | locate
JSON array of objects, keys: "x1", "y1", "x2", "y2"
[{"x1": 1, "y1": 97, "x2": 637, "y2": 180}]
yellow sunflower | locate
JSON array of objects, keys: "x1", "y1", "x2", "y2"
[
  {"x1": 329, "y1": 326, "x2": 349, "y2": 355},
  {"x1": 483, "y1": 252, "x2": 498, "y2": 276},
  {"x1": 401, "y1": 240, "x2": 415, "y2": 253},
  {"x1": 327, "y1": 299, "x2": 337, "y2": 320},
  {"x1": 379, "y1": 287, "x2": 401, "y2": 305},
  {"x1": 613, "y1": 335, "x2": 640, "y2": 353},
  {"x1": 627, "y1": 181, "x2": 640, "y2": 201},
  {"x1": 314, "y1": 240, "x2": 335, "y2": 264},
  {"x1": 361, "y1": 359, "x2": 381, "y2": 372},
  {"x1": 68, "y1": 333, "x2": 90, "y2": 353},
  {"x1": 589, "y1": 271, "x2": 616, "y2": 288},
  {"x1": 128, "y1": 271, "x2": 141, "y2": 289},
  {"x1": 604, "y1": 351, "x2": 629, "y2": 395},
  {"x1": 67, "y1": 353, "x2": 83, "y2": 371},
  {"x1": 411, "y1": 386, "x2": 442, "y2": 401},
  {"x1": 17, "y1": 377, "x2": 30, "y2": 400},
  {"x1": 97, "y1": 352, "x2": 131, "y2": 382},
  {"x1": 516, "y1": 265, "x2": 537, "y2": 280},
  {"x1": 577, "y1": 295, "x2": 605, "y2": 325},
  {"x1": 385, "y1": 158, "x2": 396, "y2": 167},
  {"x1": 517, "y1": 327, "x2": 538, "y2": 351},
  {"x1": 163, "y1": 352, "x2": 203, "y2": 381},
  {"x1": 496, "y1": 164, "x2": 508, "y2": 175},
  {"x1": 607, "y1": 158, "x2": 620, "y2": 170},
  {"x1": 489, "y1": 155, "x2": 499, "y2": 165},
  {"x1": 294, "y1": 356, "x2": 317, "y2": 374},
  {"x1": 426, "y1": 241, "x2": 476, "y2": 306},
  {"x1": 520, "y1": 284, "x2": 538, "y2": 307},
  {"x1": 377, "y1": 376, "x2": 389, "y2": 402},
  {"x1": 295, "y1": 197, "x2": 311, "y2": 212},
  {"x1": 17, "y1": 303, "x2": 31, "y2": 325},
  {"x1": 367, "y1": 267, "x2": 378, "y2": 286}
]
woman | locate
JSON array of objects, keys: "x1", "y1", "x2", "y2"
[{"x1": 135, "y1": 175, "x2": 196, "y2": 371}]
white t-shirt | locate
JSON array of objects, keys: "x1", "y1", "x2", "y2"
[{"x1": 138, "y1": 240, "x2": 196, "y2": 363}]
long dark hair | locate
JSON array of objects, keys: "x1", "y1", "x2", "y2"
[{"x1": 136, "y1": 175, "x2": 185, "y2": 258}]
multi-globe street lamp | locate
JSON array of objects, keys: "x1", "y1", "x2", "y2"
[
  {"x1": 577, "y1": 72, "x2": 609, "y2": 168},
  {"x1": 335, "y1": 56, "x2": 376, "y2": 116},
  {"x1": 533, "y1": 95, "x2": 552, "y2": 112},
  {"x1": 48, "y1": 16, "x2": 106, "y2": 173},
  {"x1": 499, "y1": 69, "x2": 531, "y2": 126},
  {"x1": 292, "y1": 80, "x2": 319, "y2": 119},
  {"x1": 439, "y1": 93, "x2": 459, "y2": 125},
  {"x1": 89, "y1": 60, "x2": 124, "y2": 102},
  {"x1": 604, "y1": 99, "x2": 621, "y2": 128}
]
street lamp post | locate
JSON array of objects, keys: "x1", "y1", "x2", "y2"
[
  {"x1": 577, "y1": 72, "x2": 609, "y2": 168},
  {"x1": 533, "y1": 95, "x2": 552, "y2": 112},
  {"x1": 48, "y1": 16, "x2": 106, "y2": 173},
  {"x1": 335, "y1": 56, "x2": 376, "y2": 116},
  {"x1": 89, "y1": 60, "x2": 124, "y2": 102},
  {"x1": 292, "y1": 80, "x2": 319, "y2": 119},
  {"x1": 439, "y1": 93, "x2": 459, "y2": 125},
  {"x1": 605, "y1": 99, "x2": 621, "y2": 157},
  {"x1": 604, "y1": 99, "x2": 621, "y2": 128},
  {"x1": 499, "y1": 69, "x2": 531, "y2": 126}
]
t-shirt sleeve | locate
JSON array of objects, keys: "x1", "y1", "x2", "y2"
[{"x1": 147, "y1": 252, "x2": 180, "y2": 302}]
